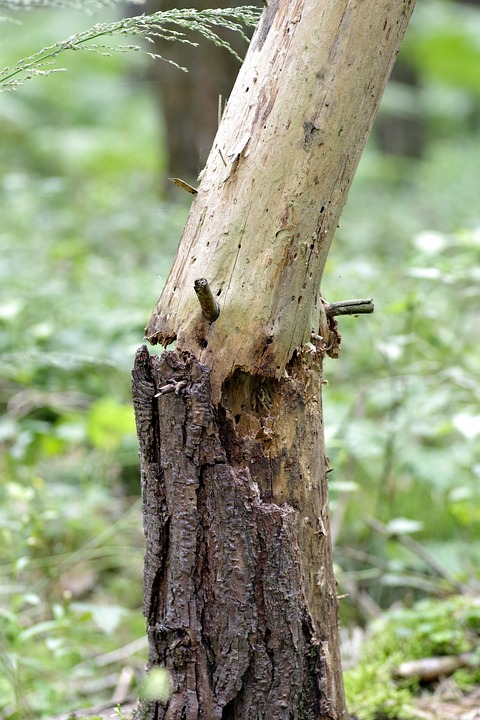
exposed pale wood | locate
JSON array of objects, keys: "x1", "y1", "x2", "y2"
[{"x1": 146, "y1": 0, "x2": 416, "y2": 403}]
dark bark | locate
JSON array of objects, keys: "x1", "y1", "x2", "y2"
[{"x1": 132, "y1": 345, "x2": 345, "y2": 720}]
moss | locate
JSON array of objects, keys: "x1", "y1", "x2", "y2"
[
  {"x1": 345, "y1": 595, "x2": 480, "y2": 720},
  {"x1": 345, "y1": 652, "x2": 418, "y2": 720}
]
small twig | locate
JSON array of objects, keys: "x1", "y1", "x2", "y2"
[
  {"x1": 218, "y1": 93, "x2": 223, "y2": 127},
  {"x1": 169, "y1": 177, "x2": 198, "y2": 194},
  {"x1": 324, "y1": 298, "x2": 374, "y2": 318},
  {"x1": 194, "y1": 278, "x2": 220, "y2": 323}
]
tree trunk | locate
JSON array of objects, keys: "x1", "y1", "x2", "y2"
[
  {"x1": 133, "y1": 344, "x2": 341, "y2": 719},
  {"x1": 132, "y1": 1, "x2": 415, "y2": 718}
]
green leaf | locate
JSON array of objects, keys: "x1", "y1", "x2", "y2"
[{"x1": 87, "y1": 397, "x2": 136, "y2": 449}]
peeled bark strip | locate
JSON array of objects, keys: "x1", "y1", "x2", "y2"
[{"x1": 132, "y1": 343, "x2": 344, "y2": 719}]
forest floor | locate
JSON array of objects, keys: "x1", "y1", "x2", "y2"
[
  {"x1": 414, "y1": 684, "x2": 480, "y2": 720},
  {"x1": 47, "y1": 689, "x2": 480, "y2": 720}
]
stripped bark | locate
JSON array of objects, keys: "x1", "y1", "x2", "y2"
[{"x1": 146, "y1": 0, "x2": 416, "y2": 403}]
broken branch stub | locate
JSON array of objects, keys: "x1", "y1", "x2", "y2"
[
  {"x1": 193, "y1": 278, "x2": 220, "y2": 323},
  {"x1": 324, "y1": 298, "x2": 375, "y2": 318}
]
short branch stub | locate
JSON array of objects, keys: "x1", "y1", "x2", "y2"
[
  {"x1": 324, "y1": 298, "x2": 374, "y2": 318},
  {"x1": 194, "y1": 278, "x2": 220, "y2": 323}
]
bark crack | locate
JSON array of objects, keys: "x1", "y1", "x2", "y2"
[{"x1": 133, "y1": 347, "x2": 346, "y2": 719}]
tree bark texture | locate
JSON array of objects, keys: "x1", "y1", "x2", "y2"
[
  {"x1": 133, "y1": 342, "x2": 342, "y2": 719},
  {"x1": 132, "y1": 1, "x2": 415, "y2": 718}
]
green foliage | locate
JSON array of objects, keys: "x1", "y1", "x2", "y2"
[
  {"x1": 1, "y1": 3, "x2": 261, "y2": 90},
  {"x1": 112, "y1": 705, "x2": 132, "y2": 720},
  {"x1": 378, "y1": 0, "x2": 480, "y2": 150},
  {"x1": 0, "y1": 0, "x2": 479, "y2": 717},
  {"x1": 404, "y1": 0, "x2": 480, "y2": 96},
  {"x1": 345, "y1": 595, "x2": 480, "y2": 720},
  {"x1": 326, "y1": 148, "x2": 480, "y2": 613},
  {"x1": 0, "y1": 7, "x2": 190, "y2": 716}
]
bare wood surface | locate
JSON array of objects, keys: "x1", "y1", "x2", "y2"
[{"x1": 146, "y1": 0, "x2": 416, "y2": 403}]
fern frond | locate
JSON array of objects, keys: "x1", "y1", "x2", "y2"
[{"x1": 0, "y1": 6, "x2": 261, "y2": 90}]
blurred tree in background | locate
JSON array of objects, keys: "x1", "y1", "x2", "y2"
[
  {"x1": 142, "y1": 0, "x2": 249, "y2": 179},
  {"x1": 0, "y1": 0, "x2": 479, "y2": 717}
]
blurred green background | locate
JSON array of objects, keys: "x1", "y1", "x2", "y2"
[{"x1": 0, "y1": 1, "x2": 479, "y2": 717}]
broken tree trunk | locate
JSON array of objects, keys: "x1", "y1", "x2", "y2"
[{"x1": 132, "y1": 1, "x2": 415, "y2": 718}]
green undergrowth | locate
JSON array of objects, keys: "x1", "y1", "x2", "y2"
[
  {"x1": 325, "y1": 135, "x2": 480, "y2": 617},
  {"x1": 345, "y1": 594, "x2": 480, "y2": 720}
]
